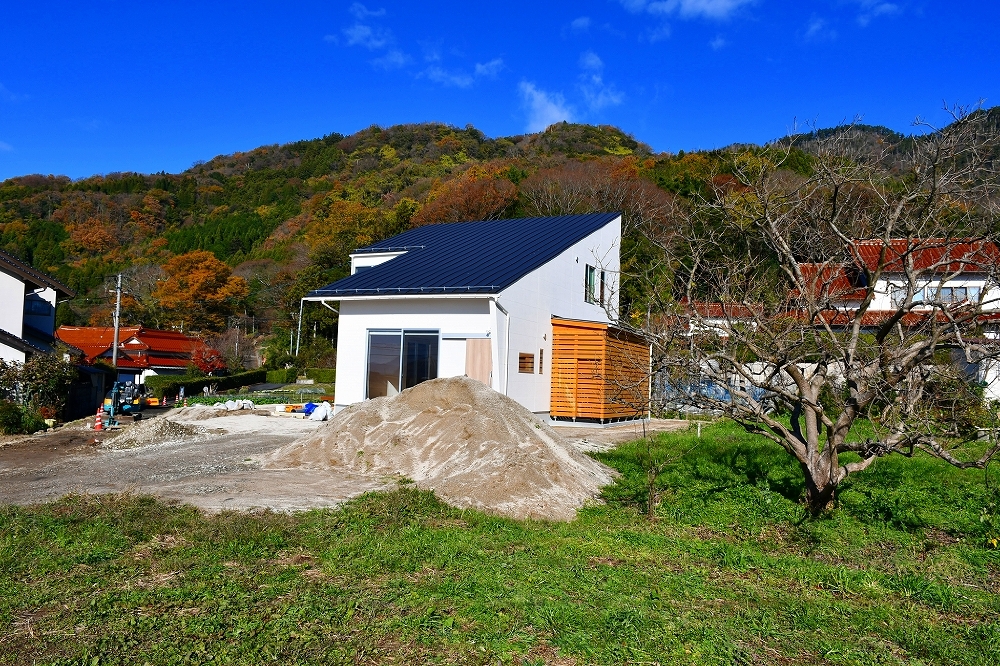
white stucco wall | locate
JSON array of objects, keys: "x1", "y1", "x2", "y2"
[
  {"x1": 870, "y1": 274, "x2": 996, "y2": 311},
  {"x1": 350, "y1": 251, "x2": 407, "y2": 274},
  {"x1": 0, "y1": 270, "x2": 25, "y2": 340},
  {"x1": 495, "y1": 216, "x2": 622, "y2": 414},
  {"x1": 0, "y1": 343, "x2": 26, "y2": 363},
  {"x1": 333, "y1": 297, "x2": 494, "y2": 409}
]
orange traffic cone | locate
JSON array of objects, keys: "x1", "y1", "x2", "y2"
[
  {"x1": 183, "y1": 397, "x2": 188, "y2": 407},
  {"x1": 94, "y1": 407, "x2": 104, "y2": 431}
]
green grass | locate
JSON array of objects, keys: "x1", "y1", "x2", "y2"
[{"x1": 2, "y1": 421, "x2": 998, "y2": 665}]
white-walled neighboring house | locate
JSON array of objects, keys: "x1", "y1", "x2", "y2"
[
  {"x1": 305, "y1": 213, "x2": 650, "y2": 422},
  {"x1": 0, "y1": 250, "x2": 75, "y2": 363},
  {"x1": 797, "y1": 239, "x2": 1000, "y2": 315},
  {"x1": 801, "y1": 239, "x2": 1000, "y2": 398},
  {"x1": 678, "y1": 239, "x2": 1000, "y2": 404}
]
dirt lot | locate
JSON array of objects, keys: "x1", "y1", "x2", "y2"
[{"x1": 0, "y1": 406, "x2": 687, "y2": 512}]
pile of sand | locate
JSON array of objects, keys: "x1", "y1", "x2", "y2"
[
  {"x1": 103, "y1": 418, "x2": 200, "y2": 450},
  {"x1": 163, "y1": 405, "x2": 272, "y2": 422},
  {"x1": 265, "y1": 376, "x2": 618, "y2": 521}
]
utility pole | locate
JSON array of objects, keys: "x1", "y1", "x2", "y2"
[{"x1": 111, "y1": 273, "x2": 122, "y2": 376}]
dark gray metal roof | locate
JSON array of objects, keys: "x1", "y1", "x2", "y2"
[
  {"x1": 308, "y1": 213, "x2": 620, "y2": 298},
  {"x1": 0, "y1": 327, "x2": 47, "y2": 355},
  {"x1": 0, "y1": 250, "x2": 75, "y2": 298}
]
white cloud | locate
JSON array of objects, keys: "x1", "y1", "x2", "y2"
[
  {"x1": 579, "y1": 51, "x2": 603, "y2": 71},
  {"x1": 420, "y1": 58, "x2": 503, "y2": 88},
  {"x1": 709, "y1": 35, "x2": 726, "y2": 49},
  {"x1": 373, "y1": 49, "x2": 411, "y2": 69},
  {"x1": 519, "y1": 82, "x2": 573, "y2": 132},
  {"x1": 474, "y1": 58, "x2": 504, "y2": 78},
  {"x1": 422, "y1": 66, "x2": 474, "y2": 88},
  {"x1": 0, "y1": 141, "x2": 12, "y2": 152},
  {"x1": 622, "y1": 0, "x2": 754, "y2": 20},
  {"x1": 342, "y1": 23, "x2": 391, "y2": 49},
  {"x1": 576, "y1": 51, "x2": 623, "y2": 111},
  {"x1": 349, "y1": 3, "x2": 386, "y2": 19},
  {"x1": 646, "y1": 24, "x2": 672, "y2": 42},
  {"x1": 857, "y1": 1, "x2": 899, "y2": 26},
  {"x1": 570, "y1": 16, "x2": 591, "y2": 30},
  {"x1": 803, "y1": 17, "x2": 837, "y2": 41},
  {"x1": 581, "y1": 81, "x2": 623, "y2": 110}
]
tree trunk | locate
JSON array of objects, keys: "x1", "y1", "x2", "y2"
[{"x1": 800, "y1": 462, "x2": 838, "y2": 515}]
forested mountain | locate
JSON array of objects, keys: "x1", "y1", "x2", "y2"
[{"x1": 1, "y1": 112, "x2": 994, "y2": 368}]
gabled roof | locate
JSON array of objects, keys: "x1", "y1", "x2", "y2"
[
  {"x1": 850, "y1": 239, "x2": 1000, "y2": 273},
  {"x1": 308, "y1": 213, "x2": 621, "y2": 298},
  {"x1": 55, "y1": 326, "x2": 204, "y2": 368},
  {"x1": 0, "y1": 250, "x2": 75, "y2": 298},
  {"x1": 795, "y1": 263, "x2": 869, "y2": 301}
]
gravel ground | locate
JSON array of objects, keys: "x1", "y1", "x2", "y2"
[{"x1": 0, "y1": 404, "x2": 687, "y2": 512}]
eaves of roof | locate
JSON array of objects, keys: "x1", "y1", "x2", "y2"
[
  {"x1": 850, "y1": 239, "x2": 1000, "y2": 273},
  {"x1": 0, "y1": 328, "x2": 47, "y2": 355},
  {"x1": 0, "y1": 250, "x2": 75, "y2": 298},
  {"x1": 308, "y1": 213, "x2": 621, "y2": 298}
]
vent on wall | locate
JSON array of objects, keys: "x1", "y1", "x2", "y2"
[{"x1": 518, "y1": 353, "x2": 535, "y2": 374}]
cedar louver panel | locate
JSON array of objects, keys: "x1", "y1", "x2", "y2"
[{"x1": 550, "y1": 318, "x2": 649, "y2": 421}]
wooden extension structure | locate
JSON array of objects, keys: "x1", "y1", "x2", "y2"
[{"x1": 550, "y1": 317, "x2": 650, "y2": 423}]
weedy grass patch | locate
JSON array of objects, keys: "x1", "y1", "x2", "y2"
[{"x1": 2, "y1": 421, "x2": 998, "y2": 665}]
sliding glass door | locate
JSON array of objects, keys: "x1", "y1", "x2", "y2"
[{"x1": 366, "y1": 330, "x2": 439, "y2": 399}]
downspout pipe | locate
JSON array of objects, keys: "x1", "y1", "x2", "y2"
[{"x1": 492, "y1": 298, "x2": 510, "y2": 396}]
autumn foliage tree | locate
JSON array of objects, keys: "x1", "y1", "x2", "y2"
[
  {"x1": 191, "y1": 346, "x2": 227, "y2": 375},
  {"x1": 152, "y1": 250, "x2": 249, "y2": 333},
  {"x1": 411, "y1": 173, "x2": 517, "y2": 227}
]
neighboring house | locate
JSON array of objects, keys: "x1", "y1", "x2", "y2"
[
  {"x1": 797, "y1": 239, "x2": 1000, "y2": 315},
  {"x1": 55, "y1": 325, "x2": 205, "y2": 384},
  {"x1": 683, "y1": 238, "x2": 1000, "y2": 403},
  {"x1": 0, "y1": 250, "x2": 75, "y2": 363},
  {"x1": 305, "y1": 213, "x2": 650, "y2": 423}
]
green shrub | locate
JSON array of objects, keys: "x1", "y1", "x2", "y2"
[
  {"x1": 0, "y1": 402, "x2": 46, "y2": 435},
  {"x1": 305, "y1": 367, "x2": 336, "y2": 383},
  {"x1": 0, "y1": 401, "x2": 23, "y2": 434},
  {"x1": 266, "y1": 368, "x2": 297, "y2": 384},
  {"x1": 143, "y1": 369, "x2": 267, "y2": 398}
]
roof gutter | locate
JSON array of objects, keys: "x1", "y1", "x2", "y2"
[{"x1": 301, "y1": 293, "x2": 497, "y2": 302}]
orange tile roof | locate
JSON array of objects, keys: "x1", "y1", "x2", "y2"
[
  {"x1": 55, "y1": 326, "x2": 204, "y2": 369},
  {"x1": 850, "y1": 239, "x2": 1000, "y2": 273}
]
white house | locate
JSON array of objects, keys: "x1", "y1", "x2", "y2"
[
  {"x1": 0, "y1": 250, "x2": 75, "y2": 363},
  {"x1": 687, "y1": 238, "x2": 1000, "y2": 402},
  {"x1": 305, "y1": 213, "x2": 650, "y2": 422}
]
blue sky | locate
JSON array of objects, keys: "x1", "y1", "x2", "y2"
[{"x1": 1, "y1": 1, "x2": 997, "y2": 180}]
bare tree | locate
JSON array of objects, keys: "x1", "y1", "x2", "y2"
[{"x1": 634, "y1": 105, "x2": 1000, "y2": 514}]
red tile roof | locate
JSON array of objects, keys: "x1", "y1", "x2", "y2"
[
  {"x1": 850, "y1": 239, "x2": 1000, "y2": 273},
  {"x1": 796, "y1": 263, "x2": 869, "y2": 301},
  {"x1": 55, "y1": 326, "x2": 204, "y2": 370}
]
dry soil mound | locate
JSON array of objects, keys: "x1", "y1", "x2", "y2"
[
  {"x1": 103, "y1": 418, "x2": 200, "y2": 450},
  {"x1": 265, "y1": 376, "x2": 618, "y2": 521}
]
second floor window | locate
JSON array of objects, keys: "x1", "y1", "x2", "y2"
[{"x1": 585, "y1": 265, "x2": 605, "y2": 305}]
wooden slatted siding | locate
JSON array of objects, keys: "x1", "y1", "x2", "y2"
[{"x1": 550, "y1": 318, "x2": 650, "y2": 422}]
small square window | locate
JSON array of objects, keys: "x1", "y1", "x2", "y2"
[{"x1": 518, "y1": 353, "x2": 535, "y2": 374}]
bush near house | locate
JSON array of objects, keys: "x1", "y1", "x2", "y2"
[
  {"x1": 265, "y1": 368, "x2": 298, "y2": 384},
  {"x1": 262, "y1": 368, "x2": 335, "y2": 384},
  {"x1": 143, "y1": 369, "x2": 267, "y2": 398},
  {"x1": 304, "y1": 368, "x2": 336, "y2": 383}
]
